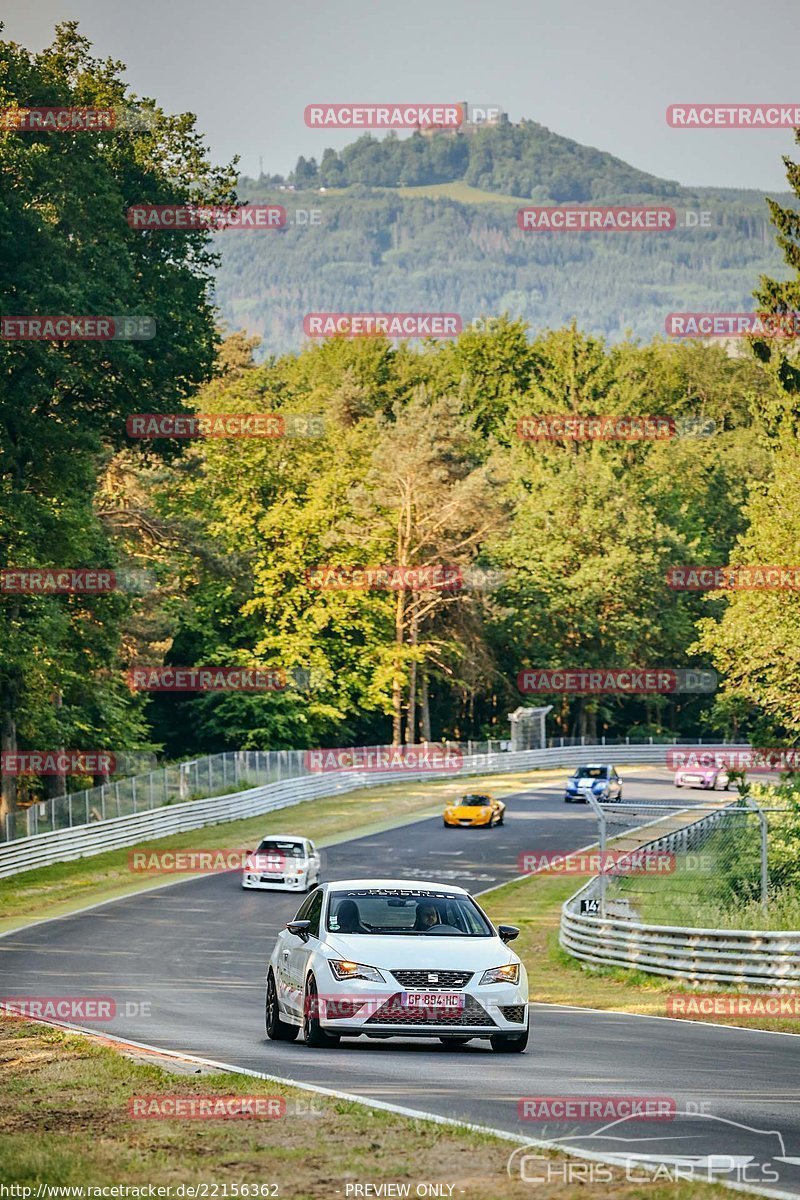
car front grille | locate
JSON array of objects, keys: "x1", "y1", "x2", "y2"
[
  {"x1": 365, "y1": 994, "x2": 496, "y2": 1027},
  {"x1": 391, "y1": 969, "x2": 473, "y2": 989},
  {"x1": 499, "y1": 1005, "x2": 527, "y2": 1023},
  {"x1": 260, "y1": 875, "x2": 284, "y2": 882}
]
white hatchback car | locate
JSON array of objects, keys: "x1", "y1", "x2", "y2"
[
  {"x1": 242, "y1": 834, "x2": 321, "y2": 893},
  {"x1": 265, "y1": 879, "x2": 529, "y2": 1052}
]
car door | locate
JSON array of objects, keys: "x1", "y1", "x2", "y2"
[
  {"x1": 284, "y1": 887, "x2": 324, "y2": 1016},
  {"x1": 306, "y1": 839, "x2": 321, "y2": 883}
]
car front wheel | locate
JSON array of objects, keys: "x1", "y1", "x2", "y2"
[
  {"x1": 303, "y1": 975, "x2": 340, "y2": 1048},
  {"x1": 490, "y1": 1026, "x2": 529, "y2": 1053},
  {"x1": 265, "y1": 971, "x2": 298, "y2": 1042}
]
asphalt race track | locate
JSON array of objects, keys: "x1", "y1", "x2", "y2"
[{"x1": 3, "y1": 768, "x2": 800, "y2": 1197}]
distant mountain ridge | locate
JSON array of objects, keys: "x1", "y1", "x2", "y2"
[{"x1": 212, "y1": 119, "x2": 790, "y2": 357}]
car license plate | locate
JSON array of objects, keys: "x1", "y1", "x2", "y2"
[{"x1": 400, "y1": 991, "x2": 464, "y2": 1010}]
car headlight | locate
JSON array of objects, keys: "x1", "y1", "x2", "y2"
[
  {"x1": 480, "y1": 963, "x2": 520, "y2": 985},
  {"x1": 329, "y1": 960, "x2": 385, "y2": 983}
]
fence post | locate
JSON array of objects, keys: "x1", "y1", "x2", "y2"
[
  {"x1": 132, "y1": 776, "x2": 137, "y2": 814},
  {"x1": 587, "y1": 793, "x2": 607, "y2": 919},
  {"x1": 743, "y1": 795, "x2": 769, "y2": 915}
]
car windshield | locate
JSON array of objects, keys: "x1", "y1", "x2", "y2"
[
  {"x1": 573, "y1": 767, "x2": 607, "y2": 779},
  {"x1": 256, "y1": 839, "x2": 305, "y2": 858},
  {"x1": 326, "y1": 888, "x2": 493, "y2": 936},
  {"x1": 460, "y1": 795, "x2": 491, "y2": 807}
]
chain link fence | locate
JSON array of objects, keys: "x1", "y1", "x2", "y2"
[
  {"x1": 4, "y1": 735, "x2": 746, "y2": 844},
  {"x1": 585, "y1": 787, "x2": 798, "y2": 930}
]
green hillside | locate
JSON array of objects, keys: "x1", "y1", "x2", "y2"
[{"x1": 213, "y1": 121, "x2": 791, "y2": 357}]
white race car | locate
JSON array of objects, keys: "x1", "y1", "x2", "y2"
[
  {"x1": 242, "y1": 834, "x2": 321, "y2": 893},
  {"x1": 265, "y1": 879, "x2": 529, "y2": 1052}
]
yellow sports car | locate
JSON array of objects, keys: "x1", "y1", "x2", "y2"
[{"x1": 443, "y1": 792, "x2": 506, "y2": 828}]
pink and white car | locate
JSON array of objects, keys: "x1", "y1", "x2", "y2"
[{"x1": 674, "y1": 765, "x2": 730, "y2": 790}]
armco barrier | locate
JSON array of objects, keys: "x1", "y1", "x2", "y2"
[
  {"x1": 560, "y1": 801, "x2": 800, "y2": 989},
  {"x1": 0, "y1": 742, "x2": 694, "y2": 879}
]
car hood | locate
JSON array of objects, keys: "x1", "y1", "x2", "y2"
[
  {"x1": 448, "y1": 805, "x2": 490, "y2": 816},
  {"x1": 322, "y1": 933, "x2": 517, "y2": 971}
]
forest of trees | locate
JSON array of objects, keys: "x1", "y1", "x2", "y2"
[
  {"x1": 215, "y1": 182, "x2": 786, "y2": 357},
  {"x1": 2, "y1": 25, "x2": 800, "y2": 824},
  {"x1": 286, "y1": 121, "x2": 683, "y2": 198}
]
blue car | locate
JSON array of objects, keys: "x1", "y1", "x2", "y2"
[{"x1": 564, "y1": 764, "x2": 623, "y2": 803}]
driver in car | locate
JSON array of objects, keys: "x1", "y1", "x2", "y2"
[
  {"x1": 414, "y1": 901, "x2": 442, "y2": 930},
  {"x1": 334, "y1": 898, "x2": 369, "y2": 933}
]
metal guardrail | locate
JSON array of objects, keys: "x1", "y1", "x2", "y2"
[
  {"x1": 5, "y1": 735, "x2": 733, "y2": 843},
  {"x1": 560, "y1": 802, "x2": 800, "y2": 989},
  {"x1": 0, "y1": 742, "x2": 697, "y2": 879}
]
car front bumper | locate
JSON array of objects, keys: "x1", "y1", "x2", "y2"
[
  {"x1": 242, "y1": 872, "x2": 309, "y2": 891},
  {"x1": 314, "y1": 979, "x2": 529, "y2": 1038},
  {"x1": 444, "y1": 818, "x2": 492, "y2": 826}
]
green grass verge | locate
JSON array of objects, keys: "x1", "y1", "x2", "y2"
[
  {"x1": 0, "y1": 1016, "x2": 747, "y2": 1199},
  {"x1": 480, "y1": 871, "x2": 800, "y2": 1035},
  {"x1": 0, "y1": 768, "x2": 567, "y2": 931}
]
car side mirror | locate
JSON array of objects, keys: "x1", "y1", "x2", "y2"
[
  {"x1": 498, "y1": 924, "x2": 519, "y2": 943},
  {"x1": 287, "y1": 920, "x2": 311, "y2": 942}
]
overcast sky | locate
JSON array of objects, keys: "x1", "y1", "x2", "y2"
[{"x1": 3, "y1": 0, "x2": 798, "y2": 191}]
